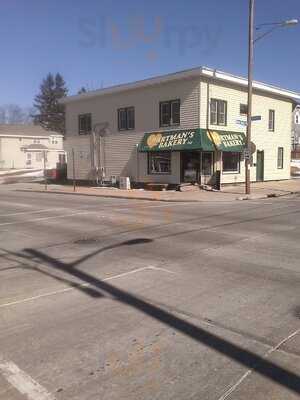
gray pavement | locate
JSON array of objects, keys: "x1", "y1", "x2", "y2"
[{"x1": 0, "y1": 183, "x2": 299, "y2": 400}]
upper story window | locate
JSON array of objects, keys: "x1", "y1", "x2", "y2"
[
  {"x1": 50, "y1": 137, "x2": 58, "y2": 145},
  {"x1": 33, "y1": 139, "x2": 40, "y2": 144},
  {"x1": 118, "y1": 107, "x2": 135, "y2": 131},
  {"x1": 268, "y1": 109, "x2": 275, "y2": 131},
  {"x1": 210, "y1": 99, "x2": 227, "y2": 126},
  {"x1": 295, "y1": 113, "x2": 299, "y2": 124},
  {"x1": 159, "y1": 99, "x2": 180, "y2": 127},
  {"x1": 240, "y1": 104, "x2": 248, "y2": 116},
  {"x1": 78, "y1": 113, "x2": 92, "y2": 135}
]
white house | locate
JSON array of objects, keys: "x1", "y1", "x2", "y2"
[
  {"x1": 0, "y1": 125, "x2": 65, "y2": 170},
  {"x1": 292, "y1": 104, "x2": 300, "y2": 149}
]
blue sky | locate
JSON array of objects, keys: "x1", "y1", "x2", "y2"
[{"x1": 1, "y1": 0, "x2": 299, "y2": 107}]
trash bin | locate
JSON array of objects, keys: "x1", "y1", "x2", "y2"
[{"x1": 119, "y1": 176, "x2": 131, "y2": 190}]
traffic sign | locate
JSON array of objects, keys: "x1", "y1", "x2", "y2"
[
  {"x1": 251, "y1": 115, "x2": 262, "y2": 121},
  {"x1": 244, "y1": 148, "x2": 251, "y2": 160},
  {"x1": 236, "y1": 119, "x2": 247, "y2": 127}
]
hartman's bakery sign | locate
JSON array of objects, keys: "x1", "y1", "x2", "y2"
[{"x1": 207, "y1": 130, "x2": 246, "y2": 151}]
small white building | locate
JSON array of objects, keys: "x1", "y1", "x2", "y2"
[
  {"x1": 292, "y1": 104, "x2": 300, "y2": 149},
  {"x1": 0, "y1": 125, "x2": 65, "y2": 170},
  {"x1": 61, "y1": 67, "x2": 300, "y2": 187}
]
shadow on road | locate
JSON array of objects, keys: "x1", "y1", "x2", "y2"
[{"x1": 5, "y1": 241, "x2": 298, "y2": 395}]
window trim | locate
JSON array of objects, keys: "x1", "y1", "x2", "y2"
[
  {"x1": 210, "y1": 98, "x2": 227, "y2": 126},
  {"x1": 148, "y1": 151, "x2": 172, "y2": 175},
  {"x1": 159, "y1": 99, "x2": 180, "y2": 128},
  {"x1": 78, "y1": 113, "x2": 92, "y2": 135},
  {"x1": 268, "y1": 109, "x2": 275, "y2": 132},
  {"x1": 277, "y1": 147, "x2": 284, "y2": 169},
  {"x1": 118, "y1": 106, "x2": 135, "y2": 131},
  {"x1": 222, "y1": 152, "x2": 241, "y2": 174}
]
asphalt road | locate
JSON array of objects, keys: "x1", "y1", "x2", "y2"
[{"x1": 0, "y1": 184, "x2": 299, "y2": 400}]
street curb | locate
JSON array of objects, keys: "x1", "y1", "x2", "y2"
[
  {"x1": 236, "y1": 190, "x2": 300, "y2": 201},
  {"x1": 15, "y1": 189, "x2": 201, "y2": 203}
]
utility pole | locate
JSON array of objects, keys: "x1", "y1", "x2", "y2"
[{"x1": 245, "y1": 0, "x2": 255, "y2": 195}]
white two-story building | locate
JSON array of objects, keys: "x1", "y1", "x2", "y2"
[
  {"x1": 0, "y1": 125, "x2": 65, "y2": 170},
  {"x1": 61, "y1": 67, "x2": 300, "y2": 187},
  {"x1": 292, "y1": 104, "x2": 300, "y2": 149}
]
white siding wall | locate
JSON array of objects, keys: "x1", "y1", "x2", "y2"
[
  {"x1": 65, "y1": 78, "x2": 200, "y2": 183},
  {"x1": 200, "y1": 80, "x2": 292, "y2": 183},
  {"x1": 0, "y1": 137, "x2": 25, "y2": 169},
  {"x1": 66, "y1": 78, "x2": 200, "y2": 136},
  {"x1": 64, "y1": 136, "x2": 92, "y2": 180},
  {"x1": 65, "y1": 132, "x2": 181, "y2": 184}
]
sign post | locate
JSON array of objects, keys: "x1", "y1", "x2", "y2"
[
  {"x1": 251, "y1": 115, "x2": 262, "y2": 121},
  {"x1": 236, "y1": 119, "x2": 248, "y2": 127},
  {"x1": 243, "y1": 148, "x2": 251, "y2": 160},
  {"x1": 245, "y1": 0, "x2": 255, "y2": 195},
  {"x1": 72, "y1": 148, "x2": 76, "y2": 192},
  {"x1": 43, "y1": 150, "x2": 47, "y2": 191}
]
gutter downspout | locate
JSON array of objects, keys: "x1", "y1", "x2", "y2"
[
  {"x1": 90, "y1": 131, "x2": 96, "y2": 183},
  {"x1": 136, "y1": 144, "x2": 140, "y2": 184},
  {"x1": 206, "y1": 79, "x2": 222, "y2": 188},
  {"x1": 92, "y1": 123, "x2": 109, "y2": 185}
]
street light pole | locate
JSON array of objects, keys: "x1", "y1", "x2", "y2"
[
  {"x1": 245, "y1": 6, "x2": 298, "y2": 195},
  {"x1": 245, "y1": 0, "x2": 255, "y2": 195}
]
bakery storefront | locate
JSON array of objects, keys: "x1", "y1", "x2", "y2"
[{"x1": 138, "y1": 128, "x2": 246, "y2": 186}]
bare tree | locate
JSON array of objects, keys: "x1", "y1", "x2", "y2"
[
  {"x1": 0, "y1": 106, "x2": 5, "y2": 124},
  {"x1": 6, "y1": 104, "x2": 25, "y2": 124},
  {"x1": 0, "y1": 104, "x2": 35, "y2": 125}
]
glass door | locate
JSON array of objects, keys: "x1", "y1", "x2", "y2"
[
  {"x1": 201, "y1": 152, "x2": 214, "y2": 176},
  {"x1": 181, "y1": 152, "x2": 200, "y2": 183}
]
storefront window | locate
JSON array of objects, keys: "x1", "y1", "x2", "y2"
[
  {"x1": 222, "y1": 152, "x2": 240, "y2": 173},
  {"x1": 148, "y1": 152, "x2": 171, "y2": 174}
]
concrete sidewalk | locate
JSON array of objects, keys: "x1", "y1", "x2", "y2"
[
  {"x1": 14, "y1": 179, "x2": 300, "y2": 202},
  {"x1": 222, "y1": 179, "x2": 300, "y2": 199}
]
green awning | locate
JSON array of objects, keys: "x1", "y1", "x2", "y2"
[
  {"x1": 138, "y1": 128, "x2": 214, "y2": 152},
  {"x1": 138, "y1": 128, "x2": 246, "y2": 152},
  {"x1": 207, "y1": 130, "x2": 246, "y2": 152}
]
